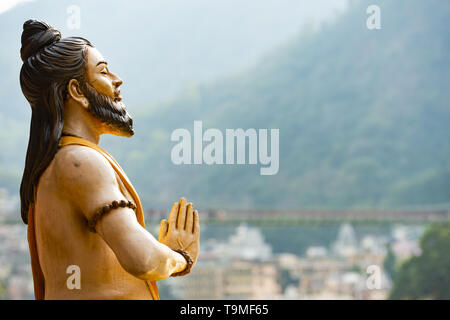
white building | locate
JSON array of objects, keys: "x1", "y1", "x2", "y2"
[{"x1": 332, "y1": 223, "x2": 358, "y2": 257}]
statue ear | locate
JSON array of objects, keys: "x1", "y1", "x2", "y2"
[{"x1": 67, "y1": 79, "x2": 89, "y2": 109}]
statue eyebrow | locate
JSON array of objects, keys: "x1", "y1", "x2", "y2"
[{"x1": 96, "y1": 61, "x2": 108, "y2": 66}]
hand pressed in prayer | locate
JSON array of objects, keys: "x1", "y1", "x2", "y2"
[{"x1": 158, "y1": 197, "x2": 200, "y2": 267}]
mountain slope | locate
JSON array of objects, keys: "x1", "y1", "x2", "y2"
[
  {"x1": 1, "y1": 0, "x2": 449, "y2": 211},
  {"x1": 105, "y1": 0, "x2": 450, "y2": 210}
]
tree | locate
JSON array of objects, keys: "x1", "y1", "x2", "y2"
[
  {"x1": 389, "y1": 222, "x2": 450, "y2": 299},
  {"x1": 0, "y1": 279, "x2": 6, "y2": 299},
  {"x1": 383, "y1": 245, "x2": 398, "y2": 282}
]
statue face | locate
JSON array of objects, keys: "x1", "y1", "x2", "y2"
[
  {"x1": 82, "y1": 46, "x2": 134, "y2": 137},
  {"x1": 85, "y1": 47, "x2": 122, "y2": 103}
]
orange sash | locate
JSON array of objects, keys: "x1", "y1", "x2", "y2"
[{"x1": 27, "y1": 135, "x2": 159, "y2": 300}]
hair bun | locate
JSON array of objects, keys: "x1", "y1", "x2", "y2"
[{"x1": 20, "y1": 19, "x2": 61, "y2": 62}]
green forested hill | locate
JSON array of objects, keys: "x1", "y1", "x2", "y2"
[
  {"x1": 1, "y1": 0, "x2": 450, "y2": 211},
  {"x1": 105, "y1": 0, "x2": 450, "y2": 210}
]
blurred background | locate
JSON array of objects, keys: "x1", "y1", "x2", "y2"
[{"x1": 0, "y1": 0, "x2": 449, "y2": 299}]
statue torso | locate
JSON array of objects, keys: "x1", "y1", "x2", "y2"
[{"x1": 33, "y1": 145, "x2": 152, "y2": 300}]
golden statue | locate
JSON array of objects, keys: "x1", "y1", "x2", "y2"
[{"x1": 19, "y1": 19, "x2": 200, "y2": 300}]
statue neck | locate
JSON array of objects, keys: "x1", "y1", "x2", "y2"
[{"x1": 62, "y1": 100, "x2": 101, "y2": 145}]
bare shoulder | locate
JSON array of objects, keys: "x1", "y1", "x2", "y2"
[
  {"x1": 51, "y1": 145, "x2": 127, "y2": 219},
  {"x1": 53, "y1": 145, "x2": 118, "y2": 193}
]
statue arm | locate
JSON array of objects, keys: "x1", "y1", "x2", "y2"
[
  {"x1": 55, "y1": 146, "x2": 187, "y2": 281},
  {"x1": 95, "y1": 206, "x2": 188, "y2": 281}
]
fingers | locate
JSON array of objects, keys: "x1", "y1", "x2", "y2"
[
  {"x1": 193, "y1": 210, "x2": 200, "y2": 236},
  {"x1": 185, "y1": 203, "x2": 194, "y2": 232},
  {"x1": 168, "y1": 202, "x2": 179, "y2": 231},
  {"x1": 159, "y1": 219, "x2": 168, "y2": 241},
  {"x1": 177, "y1": 197, "x2": 187, "y2": 229},
  {"x1": 169, "y1": 197, "x2": 197, "y2": 233}
]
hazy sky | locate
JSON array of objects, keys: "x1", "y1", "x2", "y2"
[
  {"x1": 2, "y1": 0, "x2": 348, "y2": 24},
  {"x1": 0, "y1": 0, "x2": 34, "y2": 14},
  {"x1": 1, "y1": 0, "x2": 350, "y2": 105}
]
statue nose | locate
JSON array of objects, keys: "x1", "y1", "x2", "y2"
[
  {"x1": 111, "y1": 71, "x2": 123, "y2": 87},
  {"x1": 114, "y1": 77, "x2": 123, "y2": 87}
]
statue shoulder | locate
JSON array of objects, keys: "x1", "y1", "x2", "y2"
[{"x1": 53, "y1": 145, "x2": 118, "y2": 193}]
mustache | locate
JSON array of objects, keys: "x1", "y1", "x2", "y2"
[{"x1": 114, "y1": 88, "x2": 121, "y2": 101}]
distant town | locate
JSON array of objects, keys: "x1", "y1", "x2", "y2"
[{"x1": 0, "y1": 188, "x2": 447, "y2": 299}]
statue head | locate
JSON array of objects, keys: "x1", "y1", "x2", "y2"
[{"x1": 19, "y1": 19, "x2": 133, "y2": 223}]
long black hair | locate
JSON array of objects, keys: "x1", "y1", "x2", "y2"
[{"x1": 19, "y1": 19, "x2": 92, "y2": 223}]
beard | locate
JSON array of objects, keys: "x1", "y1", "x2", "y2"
[{"x1": 80, "y1": 81, "x2": 134, "y2": 137}]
